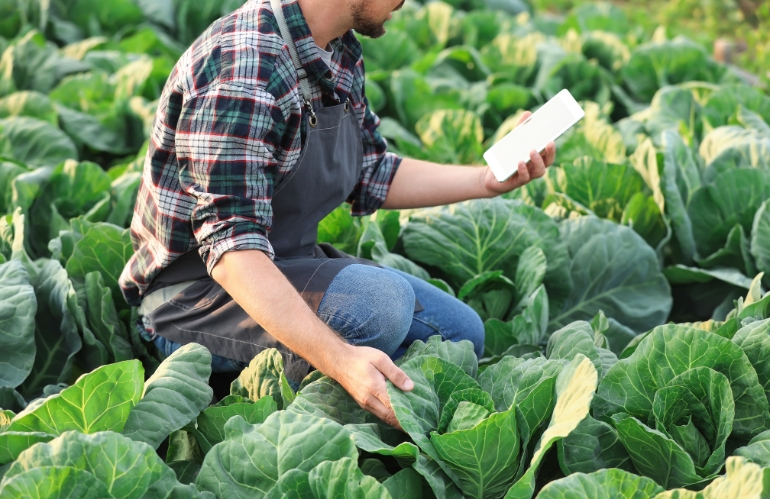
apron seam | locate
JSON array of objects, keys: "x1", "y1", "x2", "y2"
[
  {"x1": 168, "y1": 322, "x2": 276, "y2": 350},
  {"x1": 300, "y1": 259, "x2": 332, "y2": 294}
]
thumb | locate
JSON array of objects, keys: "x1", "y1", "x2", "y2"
[
  {"x1": 516, "y1": 111, "x2": 532, "y2": 127},
  {"x1": 373, "y1": 354, "x2": 414, "y2": 391}
]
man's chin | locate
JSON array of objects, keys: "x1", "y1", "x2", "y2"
[{"x1": 353, "y1": 21, "x2": 387, "y2": 39}]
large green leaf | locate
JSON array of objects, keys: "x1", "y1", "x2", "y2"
[
  {"x1": 611, "y1": 413, "x2": 708, "y2": 489},
  {"x1": 544, "y1": 158, "x2": 645, "y2": 222},
  {"x1": 288, "y1": 376, "x2": 379, "y2": 425},
  {"x1": 660, "y1": 129, "x2": 700, "y2": 262},
  {"x1": 0, "y1": 31, "x2": 90, "y2": 97},
  {"x1": 317, "y1": 204, "x2": 367, "y2": 255},
  {"x1": 688, "y1": 169, "x2": 770, "y2": 258},
  {"x1": 193, "y1": 396, "x2": 277, "y2": 454},
  {"x1": 388, "y1": 356, "x2": 480, "y2": 440},
  {"x1": 415, "y1": 109, "x2": 484, "y2": 165},
  {"x1": 437, "y1": 389, "x2": 495, "y2": 434},
  {"x1": 8, "y1": 360, "x2": 143, "y2": 435},
  {"x1": 547, "y1": 321, "x2": 617, "y2": 377},
  {"x1": 431, "y1": 407, "x2": 520, "y2": 499},
  {"x1": 550, "y1": 217, "x2": 672, "y2": 333},
  {"x1": 620, "y1": 192, "x2": 667, "y2": 248},
  {"x1": 703, "y1": 84, "x2": 770, "y2": 129},
  {"x1": 732, "y1": 318, "x2": 770, "y2": 405},
  {"x1": 663, "y1": 265, "x2": 753, "y2": 289},
  {"x1": 64, "y1": 222, "x2": 133, "y2": 308},
  {"x1": 0, "y1": 117, "x2": 77, "y2": 167},
  {"x1": 83, "y1": 271, "x2": 133, "y2": 362},
  {"x1": 19, "y1": 259, "x2": 82, "y2": 399},
  {"x1": 558, "y1": 416, "x2": 634, "y2": 475},
  {"x1": 535, "y1": 468, "x2": 663, "y2": 499},
  {"x1": 652, "y1": 368, "x2": 733, "y2": 475},
  {"x1": 560, "y1": 3, "x2": 630, "y2": 34},
  {"x1": 751, "y1": 200, "x2": 770, "y2": 276},
  {"x1": 230, "y1": 348, "x2": 289, "y2": 409},
  {"x1": 357, "y1": 218, "x2": 429, "y2": 279},
  {"x1": 504, "y1": 355, "x2": 598, "y2": 499},
  {"x1": 555, "y1": 105, "x2": 626, "y2": 165},
  {"x1": 695, "y1": 224, "x2": 756, "y2": 277},
  {"x1": 402, "y1": 198, "x2": 571, "y2": 306},
  {"x1": 700, "y1": 127, "x2": 770, "y2": 182},
  {"x1": 3, "y1": 430, "x2": 181, "y2": 499},
  {"x1": 655, "y1": 456, "x2": 765, "y2": 499},
  {"x1": 0, "y1": 466, "x2": 111, "y2": 499},
  {"x1": 594, "y1": 324, "x2": 770, "y2": 439},
  {"x1": 382, "y1": 468, "x2": 424, "y2": 499},
  {"x1": 389, "y1": 69, "x2": 464, "y2": 132},
  {"x1": 396, "y1": 335, "x2": 479, "y2": 379},
  {"x1": 0, "y1": 260, "x2": 35, "y2": 388},
  {"x1": 195, "y1": 412, "x2": 358, "y2": 499},
  {"x1": 0, "y1": 432, "x2": 54, "y2": 465},
  {"x1": 0, "y1": 161, "x2": 28, "y2": 216},
  {"x1": 268, "y1": 456, "x2": 392, "y2": 499},
  {"x1": 622, "y1": 38, "x2": 725, "y2": 102},
  {"x1": 477, "y1": 357, "x2": 562, "y2": 414},
  {"x1": 480, "y1": 32, "x2": 541, "y2": 85},
  {"x1": 122, "y1": 343, "x2": 212, "y2": 449},
  {"x1": 734, "y1": 430, "x2": 770, "y2": 467},
  {"x1": 344, "y1": 423, "x2": 420, "y2": 464},
  {"x1": 639, "y1": 86, "x2": 703, "y2": 145},
  {"x1": 0, "y1": 91, "x2": 58, "y2": 125},
  {"x1": 458, "y1": 271, "x2": 516, "y2": 322}
]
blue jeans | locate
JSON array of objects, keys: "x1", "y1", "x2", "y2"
[{"x1": 153, "y1": 264, "x2": 484, "y2": 372}]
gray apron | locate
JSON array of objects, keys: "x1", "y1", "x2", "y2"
[{"x1": 141, "y1": 0, "x2": 384, "y2": 381}]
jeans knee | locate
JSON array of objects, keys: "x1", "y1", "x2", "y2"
[{"x1": 320, "y1": 265, "x2": 415, "y2": 356}]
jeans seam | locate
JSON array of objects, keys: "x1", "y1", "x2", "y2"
[{"x1": 412, "y1": 314, "x2": 441, "y2": 334}]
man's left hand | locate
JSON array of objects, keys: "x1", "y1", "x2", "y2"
[{"x1": 480, "y1": 111, "x2": 557, "y2": 197}]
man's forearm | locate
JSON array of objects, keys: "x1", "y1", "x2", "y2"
[
  {"x1": 381, "y1": 158, "x2": 492, "y2": 210},
  {"x1": 211, "y1": 249, "x2": 350, "y2": 375}
]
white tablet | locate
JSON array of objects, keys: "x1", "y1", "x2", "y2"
[{"x1": 484, "y1": 89, "x2": 585, "y2": 182}]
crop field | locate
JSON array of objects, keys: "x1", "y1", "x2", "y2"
[{"x1": 1, "y1": 0, "x2": 770, "y2": 497}]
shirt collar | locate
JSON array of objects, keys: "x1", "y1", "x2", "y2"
[{"x1": 279, "y1": 0, "x2": 349, "y2": 92}]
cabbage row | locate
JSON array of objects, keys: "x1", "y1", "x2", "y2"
[
  {"x1": 1, "y1": 0, "x2": 770, "y2": 497},
  {"x1": 4, "y1": 290, "x2": 770, "y2": 498}
]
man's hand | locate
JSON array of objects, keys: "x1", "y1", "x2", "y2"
[
  {"x1": 213, "y1": 250, "x2": 414, "y2": 429},
  {"x1": 383, "y1": 110, "x2": 558, "y2": 210},
  {"x1": 481, "y1": 111, "x2": 557, "y2": 197},
  {"x1": 329, "y1": 344, "x2": 414, "y2": 429}
]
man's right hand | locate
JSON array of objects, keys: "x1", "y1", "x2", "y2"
[
  {"x1": 329, "y1": 344, "x2": 414, "y2": 429},
  {"x1": 212, "y1": 249, "x2": 414, "y2": 429}
]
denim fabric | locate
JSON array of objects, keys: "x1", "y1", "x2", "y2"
[
  {"x1": 152, "y1": 263, "x2": 485, "y2": 372},
  {"x1": 316, "y1": 264, "x2": 416, "y2": 356},
  {"x1": 387, "y1": 268, "x2": 485, "y2": 359}
]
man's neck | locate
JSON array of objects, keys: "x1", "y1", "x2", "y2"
[{"x1": 296, "y1": 0, "x2": 350, "y2": 49}]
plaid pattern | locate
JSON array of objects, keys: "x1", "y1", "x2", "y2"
[{"x1": 119, "y1": 0, "x2": 401, "y2": 307}]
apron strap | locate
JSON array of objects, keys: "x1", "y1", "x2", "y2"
[{"x1": 271, "y1": 0, "x2": 317, "y2": 125}]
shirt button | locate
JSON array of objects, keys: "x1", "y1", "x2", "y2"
[{"x1": 325, "y1": 72, "x2": 332, "y2": 80}]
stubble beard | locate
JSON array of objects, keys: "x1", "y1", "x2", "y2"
[
  {"x1": 350, "y1": 0, "x2": 405, "y2": 39},
  {"x1": 350, "y1": 6, "x2": 386, "y2": 38}
]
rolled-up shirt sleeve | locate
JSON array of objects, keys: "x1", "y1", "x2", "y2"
[
  {"x1": 175, "y1": 81, "x2": 282, "y2": 276},
  {"x1": 348, "y1": 97, "x2": 402, "y2": 216}
]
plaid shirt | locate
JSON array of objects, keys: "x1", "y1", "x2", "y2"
[{"x1": 119, "y1": 0, "x2": 401, "y2": 307}]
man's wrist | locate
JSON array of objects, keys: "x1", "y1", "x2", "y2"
[
  {"x1": 477, "y1": 167, "x2": 497, "y2": 199},
  {"x1": 312, "y1": 333, "x2": 353, "y2": 379}
]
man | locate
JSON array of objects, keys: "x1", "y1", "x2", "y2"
[{"x1": 119, "y1": 0, "x2": 556, "y2": 427}]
